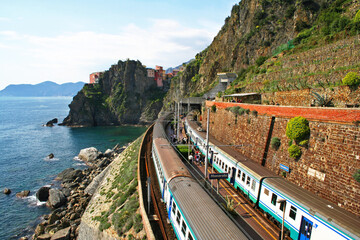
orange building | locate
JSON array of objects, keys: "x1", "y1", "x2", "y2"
[{"x1": 89, "y1": 72, "x2": 102, "y2": 84}]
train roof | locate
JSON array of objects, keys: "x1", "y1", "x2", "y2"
[
  {"x1": 263, "y1": 177, "x2": 360, "y2": 238},
  {"x1": 169, "y1": 177, "x2": 249, "y2": 240},
  {"x1": 153, "y1": 138, "x2": 192, "y2": 181},
  {"x1": 185, "y1": 117, "x2": 277, "y2": 179}
]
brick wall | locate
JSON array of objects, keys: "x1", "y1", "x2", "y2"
[{"x1": 202, "y1": 101, "x2": 360, "y2": 216}]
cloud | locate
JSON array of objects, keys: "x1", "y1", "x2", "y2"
[{"x1": 0, "y1": 18, "x2": 217, "y2": 89}]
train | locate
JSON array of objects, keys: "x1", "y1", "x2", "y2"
[
  {"x1": 151, "y1": 113, "x2": 250, "y2": 240},
  {"x1": 184, "y1": 112, "x2": 360, "y2": 240}
]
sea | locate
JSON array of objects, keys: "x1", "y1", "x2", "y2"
[{"x1": 0, "y1": 97, "x2": 147, "y2": 239}]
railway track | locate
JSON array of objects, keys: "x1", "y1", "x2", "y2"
[{"x1": 139, "y1": 124, "x2": 176, "y2": 240}]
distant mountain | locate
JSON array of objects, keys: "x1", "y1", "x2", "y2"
[
  {"x1": 165, "y1": 60, "x2": 193, "y2": 74},
  {"x1": 0, "y1": 81, "x2": 85, "y2": 97}
]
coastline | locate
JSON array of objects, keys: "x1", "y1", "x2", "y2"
[{"x1": 28, "y1": 144, "x2": 127, "y2": 240}]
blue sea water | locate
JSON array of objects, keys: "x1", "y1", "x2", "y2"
[{"x1": 0, "y1": 97, "x2": 146, "y2": 239}]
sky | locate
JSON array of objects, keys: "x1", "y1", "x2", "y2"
[{"x1": 0, "y1": 0, "x2": 237, "y2": 90}]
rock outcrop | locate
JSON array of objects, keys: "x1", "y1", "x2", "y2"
[
  {"x1": 78, "y1": 148, "x2": 102, "y2": 165},
  {"x1": 32, "y1": 144, "x2": 127, "y2": 240},
  {"x1": 37, "y1": 186, "x2": 50, "y2": 202},
  {"x1": 61, "y1": 60, "x2": 165, "y2": 127},
  {"x1": 16, "y1": 190, "x2": 30, "y2": 198},
  {"x1": 3, "y1": 188, "x2": 11, "y2": 195}
]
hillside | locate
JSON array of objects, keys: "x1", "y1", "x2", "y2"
[
  {"x1": 0, "y1": 81, "x2": 85, "y2": 97},
  {"x1": 61, "y1": 60, "x2": 166, "y2": 127},
  {"x1": 161, "y1": 0, "x2": 360, "y2": 109}
]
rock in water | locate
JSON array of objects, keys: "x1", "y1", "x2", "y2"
[
  {"x1": 16, "y1": 190, "x2": 30, "y2": 198},
  {"x1": 45, "y1": 118, "x2": 58, "y2": 127},
  {"x1": 78, "y1": 147, "x2": 101, "y2": 163},
  {"x1": 47, "y1": 189, "x2": 66, "y2": 208},
  {"x1": 3, "y1": 188, "x2": 11, "y2": 195},
  {"x1": 36, "y1": 186, "x2": 50, "y2": 201},
  {"x1": 48, "y1": 153, "x2": 54, "y2": 159}
]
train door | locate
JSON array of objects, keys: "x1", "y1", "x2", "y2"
[
  {"x1": 209, "y1": 150, "x2": 213, "y2": 164},
  {"x1": 298, "y1": 216, "x2": 313, "y2": 240},
  {"x1": 230, "y1": 167, "x2": 236, "y2": 185}
]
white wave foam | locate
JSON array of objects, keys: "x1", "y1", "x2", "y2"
[
  {"x1": 43, "y1": 157, "x2": 60, "y2": 162},
  {"x1": 74, "y1": 162, "x2": 87, "y2": 166},
  {"x1": 26, "y1": 195, "x2": 46, "y2": 207},
  {"x1": 73, "y1": 156, "x2": 81, "y2": 161}
]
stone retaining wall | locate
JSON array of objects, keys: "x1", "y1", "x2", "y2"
[{"x1": 203, "y1": 101, "x2": 360, "y2": 216}]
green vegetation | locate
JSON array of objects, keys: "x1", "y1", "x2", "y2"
[
  {"x1": 342, "y1": 72, "x2": 360, "y2": 86},
  {"x1": 310, "y1": 91, "x2": 333, "y2": 107},
  {"x1": 285, "y1": 117, "x2": 310, "y2": 160},
  {"x1": 176, "y1": 145, "x2": 190, "y2": 159},
  {"x1": 286, "y1": 117, "x2": 310, "y2": 143},
  {"x1": 222, "y1": 195, "x2": 239, "y2": 216},
  {"x1": 211, "y1": 104, "x2": 217, "y2": 113},
  {"x1": 288, "y1": 144, "x2": 302, "y2": 159},
  {"x1": 93, "y1": 137, "x2": 144, "y2": 237},
  {"x1": 270, "y1": 137, "x2": 281, "y2": 150},
  {"x1": 354, "y1": 169, "x2": 360, "y2": 183}
]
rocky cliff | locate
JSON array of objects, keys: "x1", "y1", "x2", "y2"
[
  {"x1": 62, "y1": 60, "x2": 165, "y2": 127},
  {"x1": 161, "y1": 0, "x2": 359, "y2": 107}
]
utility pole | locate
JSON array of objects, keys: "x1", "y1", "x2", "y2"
[
  {"x1": 204, "y1": 108, "x2": 210, "y2": 180},
  {"x1": 174, "y1": 102, "x2": 176, "y2": 140},
  {"x1": 177, "y1": 101, "x2": 180, "y2": 141}
]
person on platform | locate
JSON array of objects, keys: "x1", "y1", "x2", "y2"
[{"x1": 188, "y1": 154, "x2": 193, "y2": 164}]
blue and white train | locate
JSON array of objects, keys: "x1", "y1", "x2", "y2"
[
  {"x1": 185, "y1": 112, "x2": 360, "y2": 240},
  {"x1": 151, "y1": 114, "x2": 250, "y2": 240}
]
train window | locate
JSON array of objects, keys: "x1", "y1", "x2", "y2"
[
  {"x1": 271, "y1": 193, "x2": 277, "y2": 206},
  {"x1": 188, "y1": 233, "x2": 194, "y2": 240},
  {"x1": 176, "y1": 210, "x2": 181, "y2": 225},
  {"x1": 264, "y1": 188, "x2": 269, "y2": 196},
  {"x1": 225, "y1": 165, "x2": 228, "y2": 172},
  {"x1": 242, "y1": 173, "x2": 246, "y2": 182},
  {"x1": 172, "y1": 201, "x2": 176, "y2": 215},
  {"x1": 251, "y1": 180, "x2": 256, "y2": 191},
  {"x1": 246, "y1": 176, "x2": 250, "y2": 186},
  {"x1": 279, "y1": 201, "x2": 285, "y2": 211},
  {"x1": 222, "y1": 162, "x2": 224, "y2": 169},
  {"x1": 228, "y1": 168, "x2": 231, "y2": 174},
  {"x1": 237, "y1": 170, "x2": 241, "y2": 178},
  {"x1": 181, "y1": 220, "x2": 187, "y2": 236},
  {"x1": 289, "y1": 206, "x2": 297, "y2": 220}
]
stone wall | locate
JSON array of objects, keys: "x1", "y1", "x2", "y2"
[
  {"x1": 261, "y1": 85, "x2": 360, "y2": 108},
  {"x1": 202, "y1": 101, "x2": 360, "y2": 216}
]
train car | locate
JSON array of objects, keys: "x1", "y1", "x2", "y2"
[
  {"x1": 152, "y1": 115, "x2": 250, "y2": 240},
  {"x1": 260, "y1": 178, "x2": 360, "y2": 240},
  {"x1": 185, "y1": 114, "x2": 277, "y2": 204},
  {"x1": 184, "y1": 113, "x2": 360, "y2": 240}
]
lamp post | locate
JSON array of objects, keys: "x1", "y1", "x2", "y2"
[
  {"x1": 277, "y1": 199, "x2": 287, "y2": 240},
  {"x1": 204, "y1": 108, "x2": 210, "y2": 181}
]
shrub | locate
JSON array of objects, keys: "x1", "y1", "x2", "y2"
[
  {"x1": 271, "y1": 137, "x2": 281, "y2": 150},
  {"x1": 288, "y1": 145, "x2": 302, "y2": 159},
  {"x1": 238, "y1": 108, "x2": 246, "y2": 115},
  {"x1": 256, "y1": 56, "x2": 268, "y2": 66},
  {"x1": 286, "y1": 116, "x2": 310, "y2": 142},
  {"x1": 342, "y1": 72, "x2": 360, "y2": 86},
  {"x1": 245, "y1": 109, "x2": 250, "y2": 114},
  {"x1": 354, "y1": 169, "x2": 360, "y2": 183},
  {"x1": 354, "y1": 9, "x2": 360, "y2": 23},
  {"x1": 230, "y1": 106, "x2": 240, "y2": 114},
  {"x1": 299, "y1": 139, "x2": 309, "y2": 147},
  {"x1": 211, "y1": 105, "x2": 217, "y2": 113},
  {"x1": 251, "y1": 110, "x2": 258, "y2": 117}
]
